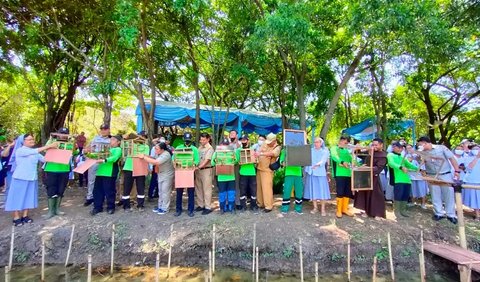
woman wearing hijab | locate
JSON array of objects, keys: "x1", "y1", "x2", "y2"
[
  {"x1": 4, "y1": 134, "x2": 57, "y2": 226},
  {"x1": 304, "y1": 137, "x2": 330, "y2": 216}
]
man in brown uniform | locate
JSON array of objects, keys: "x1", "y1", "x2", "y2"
[
  {"x1": 353, "y1": 138, "x2": 388, "y2": 219},
  {"x1": 195, "y1": 133, "x2": 214, "y2": 215},
  {"x1": 255, "y1": 133, "x2": 281, "y2": 213}
]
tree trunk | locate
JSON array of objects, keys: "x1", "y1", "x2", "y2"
[
  {"x1": 102, "y1": 95, "x2": 112, "y2": 127},
  {"x1": 295, "y1": 63, "x2": 307, "y2": 130},
  {"x1": 320, "y1": 45, "x2": 366, "y2": 139},
  {"x1": 421, "y1": 87, "x2": 437, "y2": 144}
]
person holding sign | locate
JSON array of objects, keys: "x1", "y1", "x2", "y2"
[
  {"x1": 304, "y1": 137, "x2": 330, "y2": 216},
  {"x1": 387, "y1": 142, "x2": 419, "y2": 218},
  {"x1": 330, "y1": 136, "x2": 354, "y2": 218},
  {"x1": 236, "y1": 134, "x2": 259, "y2": 213},
  {"x1": 121, "y1": 139, "x2": 150, "y2": 211},
  {"x1": 255, "y1": 133, "x2": 281, "y2": 213},
  {"x1": 279, "y1": 148, "x2": 304, "y2": 214},
  {"x1": 90, "y1": 135, "x2": 122, "y2": 215},
  {"x1": 44, "y1": 127, "x2": 75, "y2": 218},
  {"x1": 5, "y1": 134, "x2": 58, "y2": 226},
  {"x1": 173, "y1": 132, "x2": 199, "y2": 217},
  {"x1": 212, "y1": 138, "x2": 237, "y2": 214}
]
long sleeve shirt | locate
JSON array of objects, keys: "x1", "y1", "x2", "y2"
[
  {"x1": 305, "y1": 147, "x2": 330, "y2": 177},
  {"x1": 96, "y1": 147, "x2": 122, "y2": 177},
  {"x1": 12, "y1": 146, "x2": 45, "y2": 181},
  {"x1": 387, "y1": 152, "x2": 418, "y2": 184},
  {"x1": 330, "y1": 145, "x2": 352, "y2": 177}
]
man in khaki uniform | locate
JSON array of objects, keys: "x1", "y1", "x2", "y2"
[
  {"x1": 195, "y1": 133, "x2": 214, "y2": 215},
  {"x1": 255, "y1": 133, "x2": 281, "y2": 213}
]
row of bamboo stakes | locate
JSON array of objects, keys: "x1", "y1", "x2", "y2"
[{"x1": 4, "y1": 221, "x2": 428, "y2": 282}]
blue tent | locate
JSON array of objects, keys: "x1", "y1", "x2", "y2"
[
  {"x1": 342, "y1": 118, "x2": 415, "y2": 141},
  {"x1": 136, "y1": 101, "x2": 303, "y2": 135}
]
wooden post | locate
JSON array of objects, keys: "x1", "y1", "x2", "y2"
[
  {"x1": 299, "y1": 238, "x2": 304, "y2": 282},
  {"x1": 87, "y1": 254, "x2": 92, "y2": 282},
  {"x1": 41, "y1": 239, "x2": 45, "y2": 282},
  {"x1": 208, "y1": 251, "x2": 212, "y2": 282},
  {"x1": 204, "y1": 270, "x2": 208, "y2": 282},
  {"x1": 266, "y1": 270, "x2": 269, "y2": 282},
  {"x1": 372, "y1": 256, "x2": 377, "y2": 282},
  {"x1": 387, "y1": 232, "x2": 394, "y2": 281},
  {"x1": 347, "y1": 237, "x2": 351, "y2": 281},
  {"x1": 8, "y1": 226, "x2": 14, "y2": 271},
  {"x1": 420, "y1": 230, "x2": 426, "y2": 280},
  {"x1": 110, "y1": 224, "x2": 115, "y2": 277},
  {"x1": 419, "y1": 253, "x2": 426, "y2": 282},
  {"x1": 167, "y1": 224, "x2": 173, "y2": 277},
  {"x1": 454, "y1": 191, "x2": 467, "y2": 249},
  {"x1": 65, "y1": 225, "x2": 75, "y2": 267},
  {"x1": 315, "y1": 262, "x2": 318, "y2": 282},
  {"x1": 252, "y1": 223, "x2": 256, "y2": 273},
  {"x1": 255, "y1": 247, "x2": 259, "y2": 282},
  {"x1": 4, "y1": 266, "x2": 9, "y2": 282},
  {"x1": 155, "y1": 253, "x2": 160, "y2": 282},
  {"x1": 212, "y1": 224, "x2": 216, "y2": 274}
]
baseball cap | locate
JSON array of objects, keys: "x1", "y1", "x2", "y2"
[
  {"x1": 221, "y1": 137, "x2": 230, "y2": 145},
  {"x1": 239, "y1": 134, "x2": 249, "y2": 141},
  {"x1": 391, "y1": 141, "x2": 404, "y2": 148},
  {"x1": 100, "y1": 124, "x2": 110, "y2": 130},
  {"x1": 183, "y1": 132, "x2": 192, "y2": 141},
  {"x1": 265, "y1": 133, "x2": 276, "y2": 145},
  {"x1": 112, "y1": 135, "x2": 123, "y2": 141},
  {"x1": 58, "y1": 127, "x2": 69, "y2": 134},
  {"x1": 417, "y1": 136, "x2": 431, "y2": 143}
]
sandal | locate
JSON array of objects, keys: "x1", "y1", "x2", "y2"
[
  {"x1": 13, "y1": 218, "x2": 23, "y2": 227},
  {"x1": 310, "y1": 209, "x2": 318, "y2": 214},
  {"x1": 22, "y1": 216, "x2": 33, "y2": 223}
]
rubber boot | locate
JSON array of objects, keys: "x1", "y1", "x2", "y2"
[
  {"x1": 400, "y1": 201, "x2": 410, "y2": 217},
  {"x1": 342, "y1": 198, "x2": 354, "y2": 217},
  {"x1": 55, "y1": 197, "x2": 65, "y2": 215},
  {"x1": 336, "y1": 198, "x2": 343, "y2": 218},
  {"x1": 44, "y1": 198, "x2": 56, "y2": 219}
]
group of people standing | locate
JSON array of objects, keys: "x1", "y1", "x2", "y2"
[{"x1": 2, "y1": 123, "x2": 480, "y2": 226}]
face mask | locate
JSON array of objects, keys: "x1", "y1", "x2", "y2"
[
  {"x1": 230, "y1": 138, "x2": 236, "y2": 142},
  {"x1": 417, "y1": 145, "x2": 424, "y2": 151},
  {"x1": 185, "y1": 141, "x2": 191, "y2": 146},
  {"x1": 242, "y1": 143, "x2": 248, "y2": 149},
  {"x1": 454, "y1": 150, "x2": 463, "y2": 155},
  {"x1": 258, "y1": 140, "x2": 264, "y2": 146},
  {"x1": 472, "y1": 150, "x2": 479, "y2": 156}
]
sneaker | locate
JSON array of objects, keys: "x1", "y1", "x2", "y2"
[
  {"x1": 124, "y1": 207, "x2": 133, "y2": 212},
  {"x1": 13, "y1": 218, "x2": 23, "y2": 227},
  {"x1": 447, "y1": 217, "x2": 458, "y2": 224},
  {"x1": 421, "y1": 204, "x2": 427, "y2": 210},
  {"x1": 195, "y1": 206, "x2": 204, "y2": 212},
  {"x1": 158, "y1": 209, "x2": 167, "y2": 215},
  {"x1": 138, "y1": 206, "x2": 145, "y2": 212},
  {"x1": 295, "y1": 210, "x2": 304, "y2": 215},
  {"x1": 174, "y1": 211, "x2": 182, "y2": 217},
  {"x1": 152, "y1": 208, "x2": 162, "y2": 214},
  {"x1": 202, "y1": 209, "x2": 212, "y2": 215},
  {"x1": 188, "y1": 211, "x2": 194, "y2": 217},
  {"x1": 281, "y1": 210, "x2": 288, "y2": 215},
  {"x1": 90, "y1": 209, "x2": 102, "y2": 216},
  {"x1": 107, "y1": 209, "x2": 115, "y2": 214},
  {"x1": 264, "y1": 209, "x2": 272, "y2": 213},
  {"x1": 432, "y1": 215, "x2": 444, "y2": 221},
  {"x1": 83, "y1": 199, "x2": 94, "y2": 207},
  {"x1": 21, "y1": 216, "x2": 33, "y2": 223}
]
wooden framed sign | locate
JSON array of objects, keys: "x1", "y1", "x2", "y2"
[
  {"x1": 239, "y1": 149, "x2": 256, "y2": 165},
  {"x1": 214, "y1": 149, "x2": 235, "y2": 175},
  {"x1": 121, "y1": 138, "x2": 147, "y2": 158},
  {"x1": 351, "y1": 147, "x2": 374, "y2": 191},
  {"x1": 283, "y1": 129, "x2": 306, "y2": 147},
  {"x1": 173, "y1": 148, "x2": 195, "y2": 169},
  {"x1": 285, "y1": 145, "x2": 312, "y2": 167}
]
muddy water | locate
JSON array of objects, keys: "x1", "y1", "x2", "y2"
[{"x1": 4, "y1": 265, "x2": 454, "y2": 281}]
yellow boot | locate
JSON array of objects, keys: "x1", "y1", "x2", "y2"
[
  {"x1": 336, "y1": 198, "x2": 343, "y2": 218},
  {"x1": 342, "y1": 197, "x2": 354, "y2": 217}
]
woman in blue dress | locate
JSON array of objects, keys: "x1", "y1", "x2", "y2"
[
  {"x1": 463, "y1": 147, "x2": 480, "y2": 220},
  {"x1": 304, "y1": 137, "x2": 330, "y2": 216},
  {"x1": 4, "y1": 134, "x2": 57, "y2": 226}
]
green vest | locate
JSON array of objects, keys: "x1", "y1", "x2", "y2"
[
  {"x1": 330, "y1": 145, "x2": 352, "y2": 177},
  {"x1": 279, "y1": 149, "x2": 302, "y2": 176},
  {"x1": 96, "y1": 147, "x2": 122, "y2": 177},
  {"x1": 387, "y1": 152, "x2": 418, "y2": 184}
]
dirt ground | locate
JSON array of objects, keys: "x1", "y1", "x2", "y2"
[{"x1": 1, "y1": 183, "x2": 479, "y2": 280}]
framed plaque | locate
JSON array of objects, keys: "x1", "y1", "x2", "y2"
[
  {"x1": 351, "y1": 147, "x2": 373, "y2": 191},
  {"x1": 283, "y1": 129, "x2": 306, "y2": 146},
  {"x1": 214, "y1": 149, "x2": 235, "y2": 175},
  {"x1": 239, "y1": 149, "x2": 256, "y2": 165},
  {"x1": 285, "y1": 145, "x2": 312, "y2": 167},
  {"x1": 173, "y1": 148, "x2": 195, "y2": 169},
  {"x1": 121, "y1": 138, "x2": 147, "y2": 158}
]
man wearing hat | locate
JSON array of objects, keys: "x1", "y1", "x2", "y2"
[
  {"x1": 417, "y1": 136, "x2": 460, "y2": 224},
  {"x1": 43, "y1": 127, "x2": 74, "y2": 218},
  {"x1": 387, "y1": 141, "x2": 419, "y2": 218},
  {"x1": 173, "y1": 132, "x2": 199, "y2": 217},
  {"x1": 255, "y1": 133, "x2": 281, "y2": 213},
  {"x1": 236, "y1": 134, "x2": 258, "y2": 212},
  {"x1": 194, "y1": 132, "x2": 214, "y2": 214},
  {"x1": 90, "y1": 134, "x2": 123, "y2": 215},
  {"x1": 84, "y1": 124, "x2": 111, "y2": 206}
]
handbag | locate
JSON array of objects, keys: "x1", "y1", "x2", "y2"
[{"x1": 268, "y1": 145, "x2": 282, "y2": 171}]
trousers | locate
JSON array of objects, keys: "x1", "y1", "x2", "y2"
[
  {"x1": 281, "y1": 175, "x2": 303, "y2": 212},
  {"x1": 122, "y1": 170, "x2": 146, "y2": 208},
  {"x1": 176, "y1": 187, "x2": 195, "y2": 213},
  {"x1": 45, "y1": 171, "x2": 69, "y2": 198},
  {"x1": 93, "y1": 176, "x2": 117, "y2": 211},
  {"x1": 256, "y1": 170, "x2": 274, "y2": 210}
]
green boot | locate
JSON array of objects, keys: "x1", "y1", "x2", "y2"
[
  {"x1": 55, "y1": 197, "x2": 65, "y2": 216},
  {"x1": 400, "y1": 201, "x2": 410, "y2": 217},
  {"x1": 44, "y1": 198, "x2": 56, "y2": 219}
]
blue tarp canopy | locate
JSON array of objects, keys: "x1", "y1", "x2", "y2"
[
  {"x1": 342, "y1": 118, "x2": 415, "y2": 141},
  {"x1": 136, "y1": 101, "x2": 302, "y2": 135}
]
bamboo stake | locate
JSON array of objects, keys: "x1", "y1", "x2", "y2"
[
  {"x1": 372, "y1": 256, "x2": 377, "y2": 282},
  {"x1": 252, "y1": 223, "x2": 256, "y2": 273},
  {"x1": 347, "y1": 237, "x2": 351, "y2": 281},
  {"x1": 110, "y1": 224, "x2": 115, "y2": 277},
  {"x1": 420, "y1": 230, "x2": 425, "y2": 280},
  {"x1": 255, "y1": 247, "x2": 259, "y2": 282},
  {"x1": 8, "y1": 226, "x2": 14, "y2": 271},
  {"x1": 266, "y1": 270, "x2": 269, "y2": 282},
  {"x1": 454, "y1": 191, "x2": 467, "y2": 249},
  {"x1": 155, "y1": 253, "x2": 159, "y2": 282},
  {"x1": 87, "y1": 255, "x2": 92, "y2": 282},
  {"x1": 299, "y1": 238, "x2": 304, "y2": 282},
  {"x1": 315, "y1": 262, "x2": 318, "y2": 282},
  {"x1": 204, "y1": 270, "x2": 208, "y2": 282},
  {"x1": 167, "y1": 224, "x2": 173, "y2": 277},
  {"x1": 5, "y1": 266, "x2": 9, "y2": 282},
  {"x1": 212, "y1": 224, "x2": 216, "y2": 274},
  {"x1": 65, "y1": 225, "x2": 75, "y2": 267},
  {"x1": 41, "y1": 239, "x2": 45, "y2": 282},
  {"x1": 387, "y1": 233, "x2": 394, "y2": 281},
  {"x1": 419, "y1": 253, "x2": 425, "y2": 282},
  {"x1": 208, "y1": 251, "x2": 212, "y2": 282}
]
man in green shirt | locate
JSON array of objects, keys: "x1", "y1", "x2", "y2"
[
  {"x1": 44, "y1": 127, "x2": 75, "y2": 218},
  {"x1": 279, "y1": 148, "x2": 304, "y2": 214},
  {"x1": 212, "y1": 138, "x2": 237, "y2": 213},
  {"x1": 235, "y1": 135, "x2": 258, "y2": 213},
  {"x1": 387, "y1": 142, "x2": 419, "y2": 218},
  {"x1": 91, "y1": 135, "x2": 123, "y2": 215},
  {"x1": 174, "y1": 132, "x2": 199, "y2": 217},
  {"x1": 122, "y1": 140, "x2": 150, "y2": 211},
  {"x1": 330, "y1": 136, "x2": 354, "y2": 218}
]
